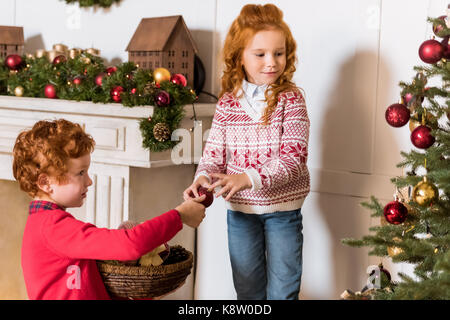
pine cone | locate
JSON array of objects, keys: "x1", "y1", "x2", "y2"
[
  {"x1": 153, "y1": 122, "x2": 170, "y2": 142},
  {"x1": 163, "y1": 245, "x2": 189, "y2": 265}
]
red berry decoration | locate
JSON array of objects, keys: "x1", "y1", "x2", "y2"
[
  {"x1": 130, "y1": 88, "x2": 137, "y2": 94},
  {"x1": 44, "y1": 84, "x2": 57, "y2": 99},
  {"x1": 5, "y1": 54, "x2": 23, "y2": 70},
  {"x1": 106, "y1": 66, "x2": 117, "y2": 76},
  {"x1": 155, "y1": 90, "x2": 171, "y2": 107},
  {"x1": 383, "y1": 201, "x2": 408, "y2": 225},
  {"x1": 198, "y1": 187, "x2": 214, "y2": 208},
  {"x1": 95, "y1": 73, "x2": 105, "y2": 86},
  {"x1": 418, "y1": 39, "x2": 443, "y2": 64},
  {"x1": 170, "y1": 73, "x2": 187, "y2": 87},
  {"x1": 110, "y1": 86, "x2": 124, "y2": 102},
  {"x1": 52, "y1": 55, "x2": 66, "y2": 65},
  {"x1": 411, "y1": 125, "x2": 435, "y2": 149},
  {"x1": 385, "y1": 103, "x2": 410, "y2": 127}
]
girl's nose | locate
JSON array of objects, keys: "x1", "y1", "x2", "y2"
[
  {"x1": 86, "y1": 174, "x2": 93, "y2": 187},
  {"x1": 265, "y1": 54, "x2": 276, "y2": 67}
]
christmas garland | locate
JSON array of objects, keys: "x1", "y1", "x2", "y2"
[
  {"x1": 61, "y1": 0, "x2": 122, "y2": 8},
  {"x1": 0, "y1": 52, "x2": 197, "y2": 152}
]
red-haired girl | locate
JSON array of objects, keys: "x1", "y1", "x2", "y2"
[{"x1": 184, "y1": 4, "x2": 310, "y2": 300}]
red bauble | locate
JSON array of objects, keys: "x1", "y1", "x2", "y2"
[
  {"x1": 385, "y1": 103, "x2": 410, "y2": 127},
  {"x1": 130, "y1": 88, "x2": 137, "y2": 94},
  {"x1": 110, "y1": 86, "x2": 124, "y2": 102},
  {"x1": 383, "y1": 201, "x2": 408, "y2": 225},
  {"x1": 198, "y1": 187, "x2": 214, "y2": 208},
  {"x1": 170, "y1": 73, "x2": 187, "y2": 87},
  {"x1": 44, "y1": 84, "x2": 57, "y2": 99},
  {"x1": 402, "y1": 93, "x2": 414, "y2": 105},
  {"x1": 95, "y1": 73, "x2": 105, "y2": 86},
  {"x1": 5, "y1": 54, "x2": 23, "y2": 70},
  {"x1": 53, "y1": 55, "x2": 66, "y2": 65},
  {"x1": 155, "y1": 90, "x2": 171, "y2": 107},
  {"x1": 106, "y1": 66, "x2": 117, "y2": 76},
  {"x1": 411, "y1": 125, "x2": 435, "y2": 149},
  {"x1": 441, "y1": 37, "x2": 450, "y2": 59},
  {"x1": 418, "y1": 39, "x2": 443, "y2": 64}
]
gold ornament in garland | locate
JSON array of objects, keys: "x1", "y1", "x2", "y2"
[{"x1": 153, "y1": 123, "x2": 171, "y2": 142}]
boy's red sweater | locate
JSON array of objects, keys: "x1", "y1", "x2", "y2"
[{"x1": 22, "y1": 200, "x2": 183, "y2": 300}]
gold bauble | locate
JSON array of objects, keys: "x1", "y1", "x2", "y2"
[
  {"x1": 80, "y1": 57, "x2": 91, "y2": 64},
  {"x1": 153, "y1": 67, "x2": 171, "y2": 84},
  {"x1": 35, "y1": 49, "x2": 47, "y2": 58},
  {"x1": 14, "y1": 86, "x2": 24, "y2": 97},
  {"x1": 47, "y1": 50, "x2": 65, "y2": 63},
  {"x1": 409, "y1": 112, "x2": 437, "y2": 132},
  {"x1": 412, "y1": 177, "x2": 439, "y2": 207},
  {"x1": 387, "y1": 237, "x2": 404, "y2": 257},
  {"x1": 53, "y1": 43, "x2": 68, "y2": 53}
]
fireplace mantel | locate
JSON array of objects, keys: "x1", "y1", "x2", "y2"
[{"x1": 0, "y1": 95, "x2": 215, "y2": 228}]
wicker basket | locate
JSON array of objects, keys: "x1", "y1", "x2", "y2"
[{"x1": 96, "y1": 245, "x2": 193, "y2": 299}]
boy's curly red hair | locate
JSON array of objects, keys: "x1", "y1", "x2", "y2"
[
  {"x1": 220, "y1": 4, "x2": 301, "y2": 125},
  {"x1": 12, "y1": 119, "x2": 95, "y2": 197}
]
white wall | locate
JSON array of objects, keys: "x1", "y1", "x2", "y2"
[{"x1": 1, "y1": 0, "x2": 447, "y2": 300}]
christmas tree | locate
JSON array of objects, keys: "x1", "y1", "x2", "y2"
[{"x1": 342, "y1": 12, "x2": 450, "y2": 300}]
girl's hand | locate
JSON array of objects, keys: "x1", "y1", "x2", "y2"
[
  {"x1": 208, "y1": 173, "x2": 252, "y2": 201},
  {"x1": 183, "y1": 175, "x2": 212, "y2": 200}
]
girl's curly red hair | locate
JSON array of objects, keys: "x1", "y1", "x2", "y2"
[
  {"x1": 12, "y1": 119, "x2": 95, "y2": 197},
  {"x1": 220, "y1": 3, "x2": 301, "y2": 125}
]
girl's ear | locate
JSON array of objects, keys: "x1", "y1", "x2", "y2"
[{"x1": 37, "y1": 173, "x2": 53, "y2": 194}]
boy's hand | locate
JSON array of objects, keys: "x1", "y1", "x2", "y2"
[
  {"x1": 183, "y1": 175, "x2": 212, "y2": 200},
  {"x1": 175, "y1": 196, "x2": 206, "y2": 228},
  {"x1": 208, "y1": 173, "x2": 252, "y2": 201}
]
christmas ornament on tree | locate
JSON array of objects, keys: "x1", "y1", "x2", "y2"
[
  {"x1": 409, "y1": 112, "x2": 438, "y2": 132},
  {"x1": 44, "y1": 84, "x2": 57, "y2": 98},
  {"x1": 412, "y1": 176, "x2": 439, "y2": 207},
  {"x1": 441, "y1": 36, "x2": 450, "y2": 59},
  {"x1": 155, "y1": 90, "x2": 171, "y2": 107},
  {"x1": 385, "y1": 103, "x2": 410, "y2": 127},
  {"x1": 432, "y1": 15, "x2": 447, "y2": 35},
  {"x1": 411, "y1": 125, "x2": 435, "y2": 149},
  {"x1": 387, "y1": 237, "x2": 404, "y2": 257},
  {"x1": 418, "y1": 39, "x2": 443, "y2": 64},
  {"x1": 73, "y1": 77, "x2": 82, "y2": 86},
  {"x1": 383, "y1": 200, "x2": 408, "y2": 225},
  {"x1": 153, "y1": 67, "x2": 171, "y2": 84},
  {"x1": 402, "y1": 92, "x2": 414, "y2": 105},
  {"x1": 110, "y1": 86, "x2": 124, "y2": 102},
  {"x1": 170, "y1": 73, "x2": 187, "y2": 87},
  {"x1": 153, "y1": 122, "x2": 171, "y2": 142},
  {"x1": 5, "y1": 54, "x2": 23, "y2": 70},
  {"x1": 14, "y1": 86, "x2": 24, "y2": 97}
]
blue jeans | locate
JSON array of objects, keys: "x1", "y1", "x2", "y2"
[{"x1": 227, "y1": 209, "x2": 303, "y2": 300}]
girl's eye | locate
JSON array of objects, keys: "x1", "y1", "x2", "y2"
[
  {"x1": 79, "y1": 170, "x2": 85, "y2": 176},
  {"x1": 255, "y1": 53, "x2": 264, "y2": 57},
  {"x1": 276, "y1": 52, "x2": 285, "y2": 56}
]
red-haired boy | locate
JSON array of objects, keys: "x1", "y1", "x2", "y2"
[{"x1": 13, "y1": 119, "x2": 206, "y2": 300}]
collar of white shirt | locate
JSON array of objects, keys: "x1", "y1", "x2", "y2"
[{"x1": 242, "y1": 79, "x2": 268, "y2": 101}]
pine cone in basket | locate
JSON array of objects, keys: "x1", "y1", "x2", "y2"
[{"x1": 163, "y1": 245, "x2": 190, "y2": 265}]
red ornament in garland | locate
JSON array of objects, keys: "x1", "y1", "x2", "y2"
[
  {"x1": 170, "y1": 73, "x2": 187, "y2": 87},
  {"x1": 411, "y1": 125, "x2": 435, "y2": 149},
  {"x1": 73, "y1": 77, "x2": 82, "y2": 86},
  {"x1": 5, "y1": 54, "x2": 23, "y2": 70},
  {"x1": 155, "y1": 90, "x2": 170, "y2": 107},
  {"x1": 95, "y1": 73, "x2": 106, "y2": 86},
  {"x1": 130, "y1": 88, "x2": 137, "y2": 95},
  {"x1": 53, "y1": 55, "x2": 67, "y2": 65},
  {"x1": 385, "y1": 103, "x2": 410, "y2": 127},
  {"x1": 44, "y1": 84, "x2": 57, "y2": 99},
  {"x1": 383, "y1": 201, "x2": 408, "y2": 225},
  {"x1": 110, "y1": 86, "x2": 124, "y2": 102},
  {"x1": 418, "y1": 39, "x2": 443, "y2": 64},
  {"x1": 106, "y1": 66, "x2": 117, "y2": 76}
]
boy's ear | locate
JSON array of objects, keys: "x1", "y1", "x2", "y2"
[{"x1": 37, "y1": 173, "x2": 53, "y2": 194}]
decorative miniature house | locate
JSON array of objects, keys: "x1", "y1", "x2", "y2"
[
  {"x1": 126, "y1": 16, "x2": 199, "y2": 88},
  {"x1": 0, "y1": 26, "x2": 24, "y2": 58}
]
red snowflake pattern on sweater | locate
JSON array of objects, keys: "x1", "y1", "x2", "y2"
[{"x1": 195, "y1": 90, "x2": 310, "y2": 213}]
